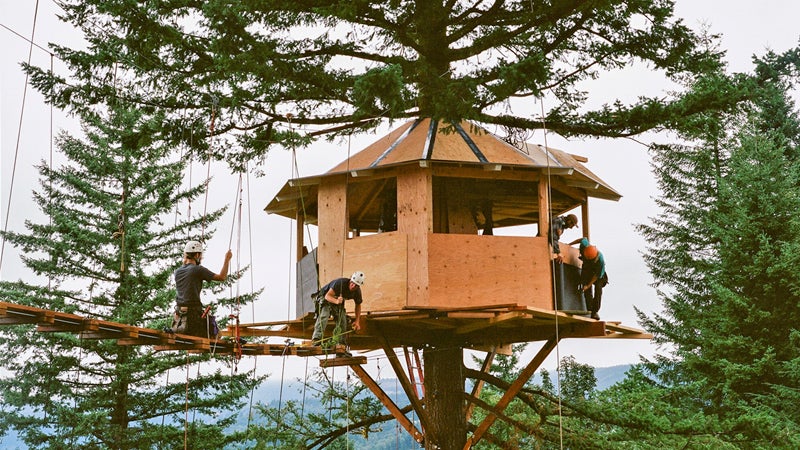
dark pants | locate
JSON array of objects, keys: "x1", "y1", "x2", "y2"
[
  {"x1": 172, "y1": 306, "x2": 216, "y2": 338},
  {"x1": 312, "y1": 299, "x2": 348, "y2": 347},
  {"x1": 581, "y1": 274, "x2": 608, "y2": 317}
]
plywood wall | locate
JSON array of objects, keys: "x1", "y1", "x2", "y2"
[
  {"x1": 424, "y1": 235, "x2": 554, "y2": 310},
  {"x1": 318, "y1": 177, "x2": 347, "y2": 283},
  {"x1": 342, "y1": 232, "x2": 408, "y2": 312},
  {"x1": 397, "y1": 166, "x2": 432, "y2": 306}
]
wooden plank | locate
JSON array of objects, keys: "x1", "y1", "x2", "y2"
[
  {"x1": 350, "y1": 364, "x2": 424, "y2": 444},
  {"x1": 342, "y1": 232, "x2": 407, "y2": 312},
  {"x1": 37, "y1": 318, "x2": 98, "y2": 333},
  {"x1": 0, "y1": 302, "x2": 56, "y2": 324},
  {"x1": 454, "y1": 312, "x2": 527, "y2": 335},
  {"x1": 397, "y1": 165, "x2": 432, "y2": 308},
  {"x1": 431, "y1": 166, "x2": 540, "y2": 182},
  {"x1": 317, "y1": 176, "x2": 348, "y2": 284},
  {"x1": 319, "y1": 355, "x2": 367, "y2": 367},
  {"x1": 427, "y1": 235, "x2": 553, "y2": 310}
]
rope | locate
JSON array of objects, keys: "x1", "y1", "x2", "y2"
[
  {"x1": 47, "y1": 54, "x2": 53, "y2": 291},
  {"x1": 184, "y1": 351, "x2": 190, "y2": 450},
  {"x1": 227, "y1": 171, "x2": 245, "y2": 366},
  {"x1": 0, "y1": 0, "x2": 40, "y2": 272},
  {"x1": 244, "y1": 166, "x2": 259, "y2": 439},
  {"x1": 539, "y1": 97, "x2": 564, "y2": 449},
  {"x1": 200, "y1": 98, "x2": 217, "y2": 240}
]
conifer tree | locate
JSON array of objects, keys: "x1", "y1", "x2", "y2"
[
  {"x1": 633, "y1": 59, "x2": 800, "y2": 446},
  {"x1": 26, "y1": 0, "x2": 734, "y2": 168},
  {"x1": 0, "y1": 106, "x2": 260, "y2": 449}
]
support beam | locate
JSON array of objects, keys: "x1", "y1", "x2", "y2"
[
  {"x1": 465, "y1": 336, "x2": 559, "y2": 449},
  {"x1": 296, "y1": 206, "x2": 305, "y2": 262},
  {"x1": 465, "y1": 348, "x2": 496, "y2": 422},
  {"x1": 581, "y1": 200, "x2": 590, "y2": 242},
  {"x1": 537, "y1": 179, "x2": 550, "y2": 238},
  {"x1": 378, "y1": 331, "x2": 430, "y2": 433},
  {"x1": 350, "y1": 364, "x2": 424, "y2": 444}
]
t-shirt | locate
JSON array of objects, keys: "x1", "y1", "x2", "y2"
[
  {"x1": 174, "y1": 263, "x2": 216, "y2": 308},
  {"x1": 320, "y1": 277, "x2": 363, "y2": 305},
  {"x1": 549, "y1": 216, "x2": 568, "y2": 253},
  {"x1": 578, "y1": 238, "x2": 606, "y2": 279}
]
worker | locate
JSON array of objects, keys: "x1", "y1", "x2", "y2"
[
  {"x1": 311, "y1": 271, "x2": 365, "y2": 351},
  {"x1": 572, "y1": 238, "x2": 608, "y2": 320},
  {"x1": 171, "y1": 240, "x2": 232, "y2": 337},
  {"x1": 550, "y1": 213, "x2": 579, "y2": 263}
]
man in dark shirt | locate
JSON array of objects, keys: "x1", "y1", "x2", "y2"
[
  {"x1": 172, "y1": 240, "x2": 232, "y2": 337},
  {"x1": 550, "y1": 213, "x2": 578, "y2": 263},
  {"x1": 311, "y1": 271, "x2": 365, "y2": 350}
]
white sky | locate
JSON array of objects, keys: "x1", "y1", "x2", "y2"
[{"x1": 2, "y1": 1, "x2": 799, "y2": 384}]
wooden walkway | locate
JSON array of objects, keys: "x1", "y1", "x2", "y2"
[{"x1": 0, "y1": 301, "x2": 362, "y2": 361}]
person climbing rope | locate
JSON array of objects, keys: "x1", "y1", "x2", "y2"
[
  {"x1": 311, "y1": 271, "x2": 365, "y2": 352},
  {"x1": 171, "y1": 240, "x2": 232, "y2": 338}
]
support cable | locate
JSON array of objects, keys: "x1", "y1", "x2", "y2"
[
  {"x1": 540, "y1": 97, "x2": 565, "y2": 449},
  {"x1": 0, "y1": 0, "x2": 40, "y2": 272}
]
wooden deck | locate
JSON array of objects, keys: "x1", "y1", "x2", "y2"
[
  {"x1": 222, "y1": 303, "x2": 651, "y2": 352},
  {"x1": 1, "y1": 300, "x2": 650, "y2": 358},
  {"x1": 0, "y1": 301, "x2": 353, "y2": 358}
]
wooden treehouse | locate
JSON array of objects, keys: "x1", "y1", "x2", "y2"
[
  {"x1": 258, "y1": 118, "x2": 651, "y2": 448},
  {"x1": 0, "y1": 118, "x2": 651, "y2": 449}
]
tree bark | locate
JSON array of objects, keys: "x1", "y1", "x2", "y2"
[{"x1": 424, "y1": 346, "x2": 466, "y2": 449}]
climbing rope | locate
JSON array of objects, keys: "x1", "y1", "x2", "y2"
[{"x1": 539, "y1": 97, "x2": 565, "y2": 449}]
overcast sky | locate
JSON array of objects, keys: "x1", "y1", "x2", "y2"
[{"x1": 2, "y1": 1, "x2": 800, "y2": 383}]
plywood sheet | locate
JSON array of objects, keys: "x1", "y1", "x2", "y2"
[
  {"x1": 424, "y1": 235, "x2": 554, "y2": 310},
  {"x1": 318, "y1": 179, "x2": 347, "y2": 282},
  {"x1": 342, "y1": 232, "x2": 408, "y2": 312}
]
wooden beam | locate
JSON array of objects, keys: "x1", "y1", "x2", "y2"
[
  {"x1": 581, "y1": 200, "x2": 590, "y2": 242},
  {"x1": 465, "y1": 336, "x2": 559, "y2": 449},
  {"x1": 319, "y1": 355, "x2": 367, "y2": 368},
  {"x1": 296, "y1": 206, "x2": 305, "y2": 262},
  {"x1": 538, "y1": 179, "x2": 549, "y2": 238},
  {"x1": 37, "y1": 318, "x2": 98, "y2": 333},
  {"x1": 465, "y1": 348, "x2": 496, "y2": 422},
  {"x1": 378, "y1": 330, "x2": 431, "y2": 433},
  {"x1": 350, "y1": 364, "x2": 425, "y2": 444},
  {"x1": 454, "y1": 312, "x2": 526, "y2": 334}
]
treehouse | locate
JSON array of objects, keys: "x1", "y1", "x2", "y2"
[
  {"x1": 267, "y1": 118, "x2": 622, "y2": 323},
  {"x1": 0, "y1": 118, "x2": 651, "y2": 449}
]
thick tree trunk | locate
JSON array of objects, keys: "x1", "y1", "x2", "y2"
[{"x1": 423, "y1": 346, "x2": 466, "y2": 449}]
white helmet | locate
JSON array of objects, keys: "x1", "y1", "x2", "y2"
[
  {"x1": 183, "y1": 240, "x2": 204, "y2": 253},
  {"x1": 350, "y1": 271, "x2": 366, "y2": 287}
]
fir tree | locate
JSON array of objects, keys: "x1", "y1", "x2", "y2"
[
  {"x1": 0, "y1": 106, "x2": 260, "y2": 449},
  {"x1": 26, "y1": 0, "x2": 734, "y2": 168},
  {"x1": 634, "y1": 63, "x2": 800, "y2": 447}
]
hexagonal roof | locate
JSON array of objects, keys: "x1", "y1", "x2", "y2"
[{"x1": 266, "y1": 118, "x2": 620, "y2": 223}]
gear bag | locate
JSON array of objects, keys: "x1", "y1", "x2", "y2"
[{"x1": 171, "y1": 305, "x2": 218, "y2": 338}]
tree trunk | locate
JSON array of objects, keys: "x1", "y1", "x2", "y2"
[{"x1": 423, "y1": 346, "x2": 466, "y2": 449}]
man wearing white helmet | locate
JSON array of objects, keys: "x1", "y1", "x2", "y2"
[
  {"x1": 311, "y1": 271, "x2": 365, "y2": 350},
  {"x1": 171, "y1": 240, "x2": 232, "y2": 337}
]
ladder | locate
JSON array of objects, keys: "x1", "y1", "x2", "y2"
[{"x1": 403, "y1": 346, "x2": 425, "y2": 399}]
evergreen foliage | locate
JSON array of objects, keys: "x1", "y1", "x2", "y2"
[
  {"x1": 25, "y1": 0, "x2": 735, "y2": 168},
  {"x1": 0, "y1": 106, "x2": 261, "y2": 449},
  {"x1": 633, "y1": 56, "x2": 800, "y2": 447},
  {"x1": 246, "y1": 369, "x2": 390, "y2": 449}
]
